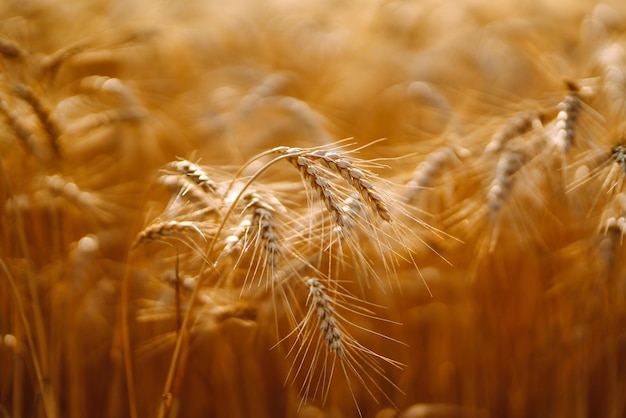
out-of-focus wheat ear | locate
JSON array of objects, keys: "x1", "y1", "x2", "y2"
[
  {"x1": 37, "y1": 41, "x2": 85, "y2": 77},
  {"x1": 69, "y1": 107, "x2": 147, "y2": 135},
  {"x1": 38, "y1": 175, "x2": 116, "y2": 224},
  {"x1": 484, "y1": 110, "x2": 544, "y2": 154},
  {"x1": 487, "y1": 146, "x2": 528, "y2": 217},
  {"x1": 601, "y1": 62, "x2": 626, "y2": 119},
  {"x1": 132, "y1": 220, "x2": 206, "y2": 248},
  {"x1": 553, "y1": 80, "x2": 582, "y2": 154},
  {"x1": 605, "y1": 216, "x2": 626, "y2": 241},
  {"x1": 611, "y1": 143, "x2": 626, "y2": 176},
  {"x1": 80, "y1": 76, "x2": 140, "y2": 107},
  {"x1": 0, "y1": 37, "x2": 26, "y2": 60},
  {"x1": 0, "y1": 93, "x2": 50, "y2": 161},
  {"x1": 237, "y1": 72, "x2": 292, "y2": 115},
  {"x1": 13, "y1": 83, "x2": 62, "y2": 158},
  {"x1": 274, "y1": 97, "x2": 333, "y2": 143},
  {"x1": 404, "y1": 145, "x2": 470, "y2": 202}
]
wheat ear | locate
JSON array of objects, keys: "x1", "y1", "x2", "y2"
[
  {"x1": 0, "y1": 93, "x2": 46, "y2": 161},
  {"x1": 0, "y1": 37, "x2": 26, "y2": 59},
  {"x1": 274, "y1": 148, "x2": 347, "y2": 228},
  {"x1": 66, "y1": 108, "x2": 146, "y2": 135},
  {"x1": 405, "y1": 145, "x2": 470, "y2": 202},
  {"x1": 133, "y1": 220, "x2": 205, "y2": 248},
  {"x1": 487, "y1": 147, "x2": 528, "y2": 216},
  {"x1": 306, "y1": 277, "x2": 344, "y2": 357},
  {"x1": 485, "y1": 110, "x2": 544, "y2": 153},
  {"x1": 221, "y1": 192, "x2": 281, "y2": 270},
  {"x1": 306, "y1": 150, "x2": 392, "y2": 222},
  {"x1": 553, "y1": 80, "x2": 582, "y2": 154},
  {"x1": 612, "y1": 144, "x2": 626, "y2": 175},
  {"x1": 168, "y1": 160, "x2": 219, "y2": 195},
  {"x1": 13, "y1": 83, "x2": 62, "y2": 158}
]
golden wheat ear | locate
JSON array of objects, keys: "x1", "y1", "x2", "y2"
[
  {"x1": 12, "y1": 84, "x2": 62, "y2": 155},
  {"x1": 277, "y1": 274, "x2": 405, "y2": 416},
  {"x1": 132, "y1": 220, "x2": 208, "y2": 249}
]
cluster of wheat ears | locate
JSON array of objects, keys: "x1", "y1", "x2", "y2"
[{"x1": 1, "y1": 0, "x2": 626, "y2": 417}]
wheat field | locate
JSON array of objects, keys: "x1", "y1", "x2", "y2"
[{"x1": 1, "y1": 0, "x2": 625, "y2": 417}]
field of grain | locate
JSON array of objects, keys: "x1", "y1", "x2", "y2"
[{"x1": 1, "y1": 0, "x2": 625, "y2": 417}]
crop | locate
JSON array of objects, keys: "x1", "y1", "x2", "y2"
[{"x1": 1, "y1": 1, "x2": 625, "y2": 418}]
